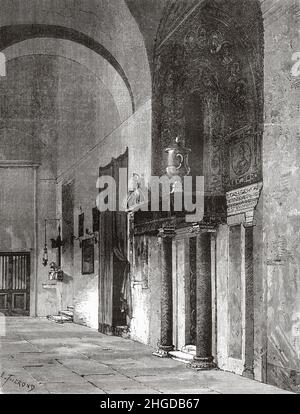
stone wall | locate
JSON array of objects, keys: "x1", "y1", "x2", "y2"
[
  {"x1": 0, "y1": 43, "x2": 152, "y2": 329},
  {"x1": 130, "y1": 235, "x2": 161, "y2": 347},
  {"x1": 262, "y1": 0, "x2": 300, "y2": 392},
  {"x1": 0, "y1": 56, "x2": 59, "y2": 317},
  {"x1": 215, "y1": 0, "x2": 300, "y2": 390},
  {"x1": 0, "y1": 0, "x2": 152, "y2": 332},
  {"x1": 58, "y1": 100, "x2": 152, "y2": 329}
]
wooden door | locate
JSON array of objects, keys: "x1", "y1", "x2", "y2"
[{"x1": 0, "y1": 252, "x2": 30, "y2": 316}]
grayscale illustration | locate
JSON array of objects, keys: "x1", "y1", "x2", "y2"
[{"x1": 0, "y1": 0, "x2": 299, "y2": 396}]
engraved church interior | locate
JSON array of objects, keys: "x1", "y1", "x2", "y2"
[{"x1": 0, "y1": 0, "x2": 299, "y2": 395}]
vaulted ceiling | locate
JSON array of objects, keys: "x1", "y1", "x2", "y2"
[
  {"x1": 0, "y1": 0, "x2": 151, "y2": 110},
  {"x1": 0, "y1": 0, "x2": 154, "y2": 176}
]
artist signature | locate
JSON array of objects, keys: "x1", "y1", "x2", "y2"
[{"x1": 1, "y1": 371, "x2": 36, "y2": 392}]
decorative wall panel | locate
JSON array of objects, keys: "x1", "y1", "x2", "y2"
[{"x1": 152, "y1": 0, "x2": 264, "y2": 195}]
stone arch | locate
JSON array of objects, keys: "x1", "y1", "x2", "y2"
[
  {"x1": 3, "y1": 38, "x2": 133, "y2": 123},
  {"x1": 0, "y1": 0, "x2": 152, "y2": 112},
  {"x1": 0, "y1": 25, "x2": 135, "y2": 113}
]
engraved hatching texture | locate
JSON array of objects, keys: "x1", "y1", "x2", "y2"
[
  {"x1": 228, "y1": 226, "x2": 243, "y2": 359},
  {"x1": 152, "y1": 0, "x2": 263, "y2": 193},
  {"x1": 196, "y1": 232, "x2": 212, "y2": 358},
  {"x1": 160, "y1": 235, "x2": 174, "y2": 348}
]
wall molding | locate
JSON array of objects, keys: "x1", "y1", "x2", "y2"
[{"x1": 0, "y1": 160, "x2": 40, "y2": 168}]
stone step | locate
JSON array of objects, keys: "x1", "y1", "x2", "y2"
[
  {"x1": 46, "y1": 314, "x2": 73, "y2": 324},
  {"x1": 59, "y1": 310, "x2": 74, "y2": 318},
  {"x1": 169, "y1": 350, "x2": 195, "y2": 364},
  {"x1": 181, "y1": 344, "x2": 196, "y2": 355}
]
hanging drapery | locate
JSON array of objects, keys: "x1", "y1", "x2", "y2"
[{"x1": 113, "y1": 245, "x2": 132, "y2": 320}]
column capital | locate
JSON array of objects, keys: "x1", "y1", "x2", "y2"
[
  {"x1": 158, "y1": 225, "x2": 176, "y2": 239},
  {"x1": 188, "y1": 224, "x2": 216, "y2": 235},
  {"x1": 226, "y1": 182, "x2": 262, "y2": 227}
]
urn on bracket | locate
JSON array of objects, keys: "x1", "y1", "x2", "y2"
[{"x1": 165, "y1": 136, "x2": 191, "y2": 179}]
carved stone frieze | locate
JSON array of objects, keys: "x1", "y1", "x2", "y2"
[
  {"x1": 226, "y1": 181, "x2": 263, "y2": 226},
  {"x1": 225, "y1": 125, "x2": 263, "y2": 190}
]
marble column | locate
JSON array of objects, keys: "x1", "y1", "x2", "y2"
[
  {"x1": 243, "y1": 225, "x2": 254, "y2": 378},
  {"x1": 153, "y1": 226, "x2": 175, "y2": 358},
  {"x1": 189, "y1": 231, "x2": 216, "y2": 370}
]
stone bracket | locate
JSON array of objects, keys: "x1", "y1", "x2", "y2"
[
  {"x1": 158, "y1": 225, "x2": 176, "y2": 238},
  {"x1": 226, "y1": 182, "x2": 263, "y2": 227},
  {"x1": 188, "y1": 223, "x2": 217, "y2": 234}
]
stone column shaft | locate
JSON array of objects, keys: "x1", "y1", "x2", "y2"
[
  {"x1": 243, "y1": 225, "x2": 254, "y2": 378},
  {"x1": 153, "y1": 227, "x2": 175, "y2": 357},
  {"x1": 189, "y1": 231, "x2": 216, "y2": 370}
]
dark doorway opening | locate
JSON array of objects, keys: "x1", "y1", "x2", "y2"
[{"x1": 98, "y1": 149, "x2": 129, "y2": 335}]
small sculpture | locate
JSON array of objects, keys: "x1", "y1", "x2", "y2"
[{"x1": 48, "y1": 262, "x2": 64, "y2": 282}]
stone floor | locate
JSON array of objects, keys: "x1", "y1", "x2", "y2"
[{"x1": 0, "y1": 317, "x2": 292, "y2": 394}]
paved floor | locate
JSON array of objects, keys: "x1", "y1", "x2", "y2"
[{"x1": 0, "y1": 318, "x2": 292, "y2": 394}]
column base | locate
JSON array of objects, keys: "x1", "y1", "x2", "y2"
[
  {"x1": 153, "y1": 345, "x2": 174, "y2": 358},
  {"x1": 188, "y1": 356, "x2": 217, "y2": 371}
]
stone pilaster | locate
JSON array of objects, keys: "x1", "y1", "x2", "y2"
[
  {"x1": 153, "y1": 226, "x2": 175, "y2": 358},
  {"x1": 188, "y1": 230, "x2": 216, "y2": 370}
]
